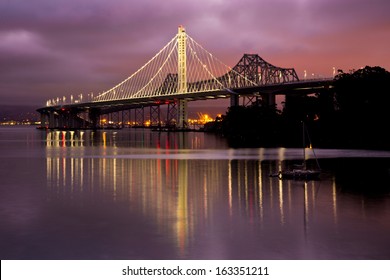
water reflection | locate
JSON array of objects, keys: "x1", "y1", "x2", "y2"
[
  {"x1": 44, "y1": 155, "x2": 338, "y2": 257},
  {"x1": 45, "y1": 130, "x2": 85, "y2": 147},
  {"x1": 44, "y1": 129, "x2": 209, "y2": 150},
  {"x1": 43, "y1": 129, "x2": 390, "y2": 259}
]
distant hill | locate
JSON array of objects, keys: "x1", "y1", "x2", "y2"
[{"x1": 0, "y1": 105, "x2": 40, "y2": 121}]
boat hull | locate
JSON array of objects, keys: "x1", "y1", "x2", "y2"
[{"x1": 279, "y1": 169, "x2": 321, "y2": 180}]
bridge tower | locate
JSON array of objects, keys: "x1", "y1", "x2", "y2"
[{"x1": 177, "y1": 25, "x2": 188, "y2": 129}]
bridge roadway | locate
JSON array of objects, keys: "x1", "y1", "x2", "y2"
[{"x1": 38, "y1": 78, "x2": 333, "y2": 116}]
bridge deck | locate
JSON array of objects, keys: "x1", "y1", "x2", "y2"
[{"x1": 37, "y1": 79, "x2": 333, "y2": 114}]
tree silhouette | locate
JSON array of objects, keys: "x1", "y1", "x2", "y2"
[{"x1": 333, "y1": 66, "x2": 390, "y2": 148}]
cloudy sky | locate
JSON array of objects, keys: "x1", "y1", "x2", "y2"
[{"x1": 1, "y1": 0, "x2": 389, "y2": 107}]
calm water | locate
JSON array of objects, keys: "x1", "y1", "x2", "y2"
[{"x1": 1, "y1": 126, "x2": 390, "y2": 260}]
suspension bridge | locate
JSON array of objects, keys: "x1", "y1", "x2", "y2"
[{"x1": 37, "y1": 26, "x2": 333, "y2": 129}]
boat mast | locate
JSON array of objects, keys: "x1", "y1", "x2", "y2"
[{"x1": 302, "y1": 121, "x2": 306, "y2": 170}]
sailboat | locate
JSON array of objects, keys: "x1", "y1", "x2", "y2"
[{"x1": 275, "y1": 121, "x2": 321, "y2": 180}]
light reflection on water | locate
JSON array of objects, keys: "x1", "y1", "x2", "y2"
[
  {"x1": 43, "y1": 129, "x2": 390, "y2": 160},
  {"x1": 1, "y1": 127, "x2": 390, "y2": 259}
]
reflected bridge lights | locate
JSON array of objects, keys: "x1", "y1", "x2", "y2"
[{"x1": 46, "y1": 130, "x2": 85, "y2": 147}]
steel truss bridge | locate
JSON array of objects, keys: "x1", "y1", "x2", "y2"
[{"x1": 37, "y1": 26, "x2": 333, "y2": 129}]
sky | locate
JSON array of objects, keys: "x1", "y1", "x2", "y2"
[{"x1": 1, "y1": 0, "x2": 389, "y2": 108}]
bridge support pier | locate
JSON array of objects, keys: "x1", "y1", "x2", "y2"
[
  {"x1": 48, "y1": 112, "x2": 57, "y2": 129},
  {"x1": 177, "y1": 100, "x2": 188, "y2": 129},
  {"x1": 135, "y1": 107, "x2": 145, "y2": 127},
  {"x1": 68, "y1": 110, "x2": 81, "y2": 129},
  {"x1": 262, "y1": 93, "x2": 276, "y2": 107},
  {"x1": 89, "y1": 109, "x2": 100, "y2": 129},
  {"x1": 121, "y1": 110, "x2": 130, "y2": 128},
  {"x1": 166, "y1": 102, "x2": 178, "y2": 127},
  {"x1": 150, "y1": 105, "x2": 161, "y2": 127},
  {"x1": 242, "y1": 96, "x2": 260, "y2": 107},
  {"x1": 230, "y1": 94, "x2": 239, "y2": 107},
  {"x1": 39, "y1": 113, "x2": 48, "y2": 128}
]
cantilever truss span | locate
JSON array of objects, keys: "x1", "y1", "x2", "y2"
[{"x1": 231, "y1": 54, "x2": 299, "y2": 85}]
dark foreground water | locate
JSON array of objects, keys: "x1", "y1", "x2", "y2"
[{"x1": 1, "y1": 126, "x2": 390, "y2": 260}]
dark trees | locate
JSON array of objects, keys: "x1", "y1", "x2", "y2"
[
  {"x1": 333, "y1": 66, "x2": 390, "y2": 149},
  {"x1": 221, "y1": 104, "x2": 296, "y2": 147},
  {"x1": 334, "y1": 66, "x2": 390, "y2": 118}
]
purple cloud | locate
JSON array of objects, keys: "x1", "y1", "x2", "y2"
[{"x1": 0, "y1": 0, "x2": 389, "y2": 106}]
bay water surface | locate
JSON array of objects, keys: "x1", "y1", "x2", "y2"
[{"x1": 1, "y1": 126, "x2": 390, "y2": 259}]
